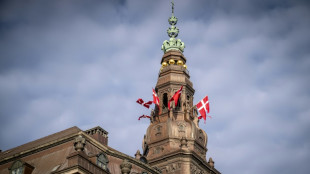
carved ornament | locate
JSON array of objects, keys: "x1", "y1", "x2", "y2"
[
  {"x1": 165, "y1": 163, "x2": 181, "y2": 173},
  {"x1": 190, "y1": 164, "x2": 206, "y2": 174},
  {"x1": 74, "y1": 135, "x2": 86, "y2": 152}
]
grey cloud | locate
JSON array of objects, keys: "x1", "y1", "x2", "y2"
[{"x1": 0, "y1": 0, "x2": 310, "y2": 174}]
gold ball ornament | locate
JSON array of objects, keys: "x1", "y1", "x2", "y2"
[
  {"x1": 168, "y1": 59, "x2": 175, "y2": 65},
  {"x1": 183, "y1": 64, "x2": 187, "y2": 69},
  {"x1": 162, "y1": 62, "x2": 168, "y2": 67},
  {"x1": 177, "y1": 60, "x2": 184, "y2": 65}
]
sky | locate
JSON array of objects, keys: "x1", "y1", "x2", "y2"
[{"x1": 0, "y1": 0, "x2": 310, "y2": 173}]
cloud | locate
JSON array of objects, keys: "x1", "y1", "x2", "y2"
[{"x1": 0, "y1": 0, "x2": 310, "y2": 173}]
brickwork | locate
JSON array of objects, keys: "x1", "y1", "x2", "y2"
[{"x1": 142, "y1": 50, "x2": 220, "y2": 174}]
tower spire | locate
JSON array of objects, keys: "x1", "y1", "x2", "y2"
[
  {"x1": 161, "y1": 0, "x2": 185, "y2": 53},
  {"x1": 171, "y1": 0, "x2": 174, "y2": 15},
  {"x1": 141, "y1": 2, "x2": 220, "y2": 173}
]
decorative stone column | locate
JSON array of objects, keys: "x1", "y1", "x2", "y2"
[{"x1": 120, "y1": 159, "x2": 132, "y2": 174}]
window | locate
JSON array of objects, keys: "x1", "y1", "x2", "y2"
[
  {"x1": 97, "y1": 153, "x2": 109, "y2": 170},
  {"x1": 163, "y1": 93, "x2": 168, "y2": 111},
  {"x1": 10, "y1": 160, "x2": 24, "y2": 174},
  {"x1": 176, "y1": 96, "x2": 181, "y2": 110}
]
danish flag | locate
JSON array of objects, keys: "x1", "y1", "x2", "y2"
[
  {"x1": 152, "y1": 88, "x2": 160, "y2": 106},
  {"x1": 138, "y1": 115, "x2": 151, "y2": 120},
  {"x1": 196, "y1": 96, "x2": 211, "y2": 122},
  {"x1": 152, "y1": 88, "x2": 161, "y2": 113},
  {"x1": 136, "y1": 98, "x2": 153, "y2": 109},
  {"x1": 168, "y1": 86, "x2": 183, "y2": 110}
]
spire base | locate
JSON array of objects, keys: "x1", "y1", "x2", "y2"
[{"x1": 162, "y1": 38, "x2": 185, "y2": 53}]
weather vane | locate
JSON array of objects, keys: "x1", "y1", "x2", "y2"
[{"x1": 171, "y1": 0, "x2": 174, "y2": 15}]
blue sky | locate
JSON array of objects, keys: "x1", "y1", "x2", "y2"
[{"x1": 0, "y1": 0, "x2": 310, "y2": 173}]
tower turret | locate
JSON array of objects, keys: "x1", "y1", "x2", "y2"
[{"x1": 141, "y1": 1, "x2": 220, "y2": 174}]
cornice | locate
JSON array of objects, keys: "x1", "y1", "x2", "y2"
[
  {"x1": 0, "y1": 131, "x2": 160, "y2": 174},
  {"x1": 80, "y1": 132, "x2": 160, "y2": 174},
  {"x1": 156, "y1": 82, "x2": 195, "y2": 94},
  {"x1": 148, "y1": 150, "x2": 220, "y2": 173},
  {"x1": 52, "y1": 164, "x2": 96, "y2": 174}
]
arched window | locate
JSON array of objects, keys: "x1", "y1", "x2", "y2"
[
  {"x1": 163, "y1": 93, "x2": 168, "y2": 110},
  {"x1": 9, "y1": 160, "x2": 24, "y2": 174},
  {"x1": 176, "y1": 96, "x2": 181, "y2": 110},
  {"x1": 97, "y1": 153, "x2": 109, "y2": 170}
]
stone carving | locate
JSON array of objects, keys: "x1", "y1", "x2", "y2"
[
  {"x1": 135, "y1": 150, "x2": 141, "y2": 159},
  {"x1": 74, "y1": 135, "x2": 86, "y2": 152},
  {"x1": 208, "y1": 157, "x2": 214, "y2": 168},
  {"x1": 165, "y1": 163, "x2": 181, "y2": 173},
  {"x1": 190, "y1": 164, "x2": 205, "y2": 174},
  {"x1": 180, "y1": 137, "x2": 188, "y2": 150},
  {"x1": 194, "y1": 144, "x2": 205, "y2": 156},
  {"x1": 180, "y1": 137, "x2": 187, "y2": 146},
  {"x1": 197, "y1": 129, "x2": 205, "y2": 145},
  {"x1": 177, "y1": 122, "x2": 186, "y2": 133},
  {"x1": 120, "y1": 159, "x2": 132, "y2": 174},
  {"x1": 154, "y1": 125, "x2": 162, "y2": 136},
  {"x1": 154, "y1": 146, "x2": 164, "y2": 154}
]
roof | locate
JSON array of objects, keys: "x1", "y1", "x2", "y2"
[
  {"x1": 0, "y1": 126, "x2": 81, "y2": 161},
  {"x1": 0, "y1": 126, "x2": 160, "y2": 174}
]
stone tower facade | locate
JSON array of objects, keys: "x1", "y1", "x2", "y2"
[{"x1": 141, "y1": 2, "x2": 220, "y2": 174}]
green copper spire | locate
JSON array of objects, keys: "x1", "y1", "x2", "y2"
[{"x1": 161, "y1": 0, "x2": 185, "y2": 53}]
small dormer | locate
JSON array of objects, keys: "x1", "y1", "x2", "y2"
[
  {"x1": 9, "y1": 160, "x2": 34, "y2": 174},
  {"x1": 97, "y1": 153, "x2": 109, "y2": 171}
]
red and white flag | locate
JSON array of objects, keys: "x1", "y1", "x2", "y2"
[
  {"x1": 152, "y1": 88, "x2": 160, "y2": 106},
  {"x1": 152, "y1": 88, "x2": 161, "y2": 114},
  {"x1": 138, "y1": 115, "x2": 151, "y2": 120},
  {"x1": 168, "y1": 86, "x2": 183, "y2": 110},
  {"x1": 136, "y1": 98, "x2": 153, "y2": 109},
  {"x1": 136, "y1": 98, "x2": 144, "y2": 105},
  {"x1": 196, "y1": 96, "x2": 211, "y2": 122}
]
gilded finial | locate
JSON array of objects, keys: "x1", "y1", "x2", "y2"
[{"x1": 162, "y1": 0, "x2": 185, "y2": 53}]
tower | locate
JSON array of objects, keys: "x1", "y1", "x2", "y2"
[{"x1": 141, "y1": 1, "x2": 220, "y2": 174}]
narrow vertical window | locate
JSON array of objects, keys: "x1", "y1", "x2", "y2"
[
  {"x1": 176, "y1": 96, "x2": 181, "y2": 110},
  {"x1": 163, "y1": 93, "x2": 168, "y2": 109}
]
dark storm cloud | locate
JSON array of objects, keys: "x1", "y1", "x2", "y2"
[{"x1": 1, "y1": 0, "x2": 310, "y2": 174}]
